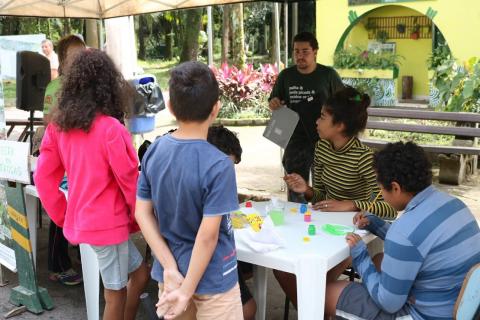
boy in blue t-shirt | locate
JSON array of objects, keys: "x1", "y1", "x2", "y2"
[{"x1": 136, "y1": 62, "x2": 242, "y2": 320}]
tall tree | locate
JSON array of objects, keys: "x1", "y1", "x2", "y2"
[
  {"x1": 137, "y1": 14, "x2": 150, "y2": 60},
  {"x1": 162, "y1": 14, "x2": 174, "y2": 60},
  {"x1": 221, "y1": 5, "x2": 231, "y2": 64},
  {"x1": 231, "y1": 4, "x2": 246, "y2": 69},
  {"x1": 179, "y1": 8, "x2": 203, "y2": 62},
  {"x1": 85, "y1": 19, "x2": 99, "y2": 48}
]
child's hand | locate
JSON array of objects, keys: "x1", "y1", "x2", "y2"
[
  {"x1": 156, "y1": 290, "x2": 170, "y2": 318},
  {"x1": 157, "y1": 269, "x2": 184, "y2": 318},
  {"x1": 163, "y1": 268, "x2": 184, "y2": 293},
  {"x1": 353, "y1": 211, "x2": 369, "y2": 229},
  {"x1": 346, "y1": 233, "x2": 362, "y2": 248},
  {"x1": 283, "y1": 173, "x2": 308, "y2": 193},
  {"x1": 162, "y1": 288, "x2": 192, "y2": 320}
]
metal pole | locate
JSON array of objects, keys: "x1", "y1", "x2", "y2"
[
  {"x1": 284, "y1": 2, "x2": 288, "y2": 68},
  {"x1": 292, "y1": 3, "x2": 298, "y2": 36},
  {"x1": 273, "y1": 3, "x2": 281, "y2": 69},
  {"x1": 99, "y1": 19, "x2": 104, "y2": 50},
  {"x1": 207, "y1": 6, "x2": 214, "y2": 66}
]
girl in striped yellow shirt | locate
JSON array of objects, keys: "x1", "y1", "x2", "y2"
[
  {"x1": 284, "y1": 86, "x2": 396, "y2": 219},
  {"x1": 277, "y1": 86, "x2": 397, "y2": 308}
]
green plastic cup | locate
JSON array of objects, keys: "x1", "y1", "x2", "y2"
[{"x1": 269, "y1": 209, "x2": 285, "y2": 226}]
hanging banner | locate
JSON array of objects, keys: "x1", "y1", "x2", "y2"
[
  {"x1": 0, "y1": 63, "x2": 16, "y2": 271},
  {"x1": 0, "y1": 64, "x2": 5, "y2": 140},
  {"x1": 0, "y1": 184, "x2": 15, "y2": 271},
  {"x1": 0, "y1": 141, "x2": 31, "y2": 185},
  {"x1": 349, "y1": 0, "x2": 435, "y2": 5}
]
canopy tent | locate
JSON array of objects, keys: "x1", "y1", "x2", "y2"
[
  {"x1": 0, "y1": 0, "x2": 308, "y2": 19},
  {"x1": 1, "y1": 0, "x2": 309, "y2": 74}
]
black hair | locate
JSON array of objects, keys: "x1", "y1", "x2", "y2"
[
  {"x1": 207, "y1": 125, "x2": 242, "y2": 164},
  {"x1": 53, "y1": 49, "x2": 132, "y2": 131},
  {"x1": 168, "y1": 61, "x2": 219, "y2": 122},
  {"x1": 323, "y1": 86, "x2": 370, "y2": 137},
  {"x1": 374, "y1": 141, "x2": 432, "y2": 194},
  {"x1": 293, "y1": 31, "x2": 319, "y2": 50}
]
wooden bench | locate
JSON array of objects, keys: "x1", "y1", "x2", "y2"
[
  {"x1": 6, "y1": 119, "x2": 43, "y2": 142},
  {"x1": 361, "y1": 107, "x2": 480, "y2": 185}
]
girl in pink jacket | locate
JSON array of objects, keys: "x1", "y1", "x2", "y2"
[{"x1": 34, "y1": 49, "x2": 149, "y2": 320}]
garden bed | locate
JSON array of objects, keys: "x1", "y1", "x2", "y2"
[{"x1": 213, "y1": 118, "x2": 268, "y2": 126}]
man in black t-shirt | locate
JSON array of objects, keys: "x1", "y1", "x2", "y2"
[{"x1": 269, "y1": 31, "x2": 344, "y2": 203}]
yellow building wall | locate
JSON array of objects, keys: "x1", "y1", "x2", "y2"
[
  {"x1": 343, "y1": 6, "x2": 431, "y2": 97},
  {"x1": 316, "y1": 0, "x2": 480, "y2": 98}
]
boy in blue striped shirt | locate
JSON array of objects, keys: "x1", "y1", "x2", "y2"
[{"x1": 325, "y1": 141, "x2": 480, "y2": 320}]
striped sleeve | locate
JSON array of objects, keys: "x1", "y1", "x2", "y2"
[
  {"x1": 365, "y1": 214, "x2": 391, "y2": 240},
  {"x1": 351, "y1": 233, "x2": 424, "y2": 313},
  {"x1": 311, "y1": 142, "x2": 326, "y2": 203},
  {"x1": 354, "y1": 152, "x2": 397, "y2": 220}
]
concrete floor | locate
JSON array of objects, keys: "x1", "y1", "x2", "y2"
[{"x1": 0, "y1": 106, "x2": 478, "y2": 319}]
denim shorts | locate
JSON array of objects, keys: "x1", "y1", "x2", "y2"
[
  {"x1": 336, "y1": 282, "x2": 412, "y2": 320},
  {"x1": 89, "y1": 239, "x2": 143, "y2": 290}
]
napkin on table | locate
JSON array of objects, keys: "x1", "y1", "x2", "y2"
[{"x1": 236, "y1": 216, "x2": 285, "y2": 253}]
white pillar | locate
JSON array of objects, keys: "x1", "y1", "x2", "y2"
[
  {"x1": 273, "y1": 3, "x2": 281, "y2": 69},
  {"x1": 292, "y1": 3, "x2": 298, "y2": 37},
  {"x1": 207, "y1": 6, "x2": 214, "y2": 66},
  {"x1": 284, "y1": 2, "x2": 288, "y2": 68},
  {"x1": 105, "y1": 16, "x2": 137, "y2": 79}
]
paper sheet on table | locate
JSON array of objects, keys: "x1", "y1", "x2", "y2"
[
  {"x1": 354, "y1": 229, "x2": 369, "y2": 236},
  {"x1": 235, "y1": 216, "x2": 285, "y2": 253}
]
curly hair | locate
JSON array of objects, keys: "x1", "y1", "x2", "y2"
[
  {"x1": 207, "y1": 125, "x2": 242, "y2": 164},
  {"x1": 56, "y1": 35, "x2": 85, "y2": 75},
  {"x1": 323, "y1": 86, "x2": 370, "y2": 138},
  {"x1": 374, "y1": 141, "x2": 432, "y2": 194},
  {"x1": 52, "y1": 49, "x2": 132, "y2": 132}
]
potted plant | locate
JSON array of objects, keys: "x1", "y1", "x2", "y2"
[
  {"x1": 333, "y1": 47, "x2": 402, "y2": 79},
  {"x1": 376, "y1": 30, "x2": 389, "y2": 43},
  {"x1": 334, "y1": 48, "x2": 402, "y2": 106},
  {"x1": 210, "y1": 63, "x2": 277, "y2": 121},
  {"x1": 396, "y1": 23, "x2": 406, "y2": 34},
  {"x1": 410, "y1": 19, "x2": 420, "y2": 40}
]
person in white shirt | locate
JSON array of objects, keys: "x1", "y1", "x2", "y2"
[{"x1": 41, "y1": 39, "x2": 59, "y2": 80}]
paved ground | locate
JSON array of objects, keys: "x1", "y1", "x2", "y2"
[{"x1": 0, "y1": 106, "x2": 478, "y2": 319}]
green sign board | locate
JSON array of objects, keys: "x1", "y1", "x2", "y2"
[
  {"x1": 349, "y1": 0, "x2": 434, "y2": 5},
  {"x1": 0, "y1": 68, "x2": 4, "y2": 141},
  {"x1": 0, "y1": 63, "x2": 53, "y2": 314}
]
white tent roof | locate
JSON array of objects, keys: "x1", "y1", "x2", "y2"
[{"x1": 0, "y1": 0, "x2": 262, "y2": 19}]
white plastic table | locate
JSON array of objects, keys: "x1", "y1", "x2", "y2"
[
  {"x1": 24, "y1": 184, "x2": 100, "y2": 320},
  {"x1": 234, "y1": 201, "x2": 376, "y2": 320}
]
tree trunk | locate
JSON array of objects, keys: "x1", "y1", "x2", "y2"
[
  {"x1": 179, "y1": 9, "x2": 203, "y2": 62},
  {"x1": 1, "y1": 18, "x2": 21, "y2": 35},
  {"x1": 137, "y1": 15, "x2": 148, "y2": 60},
  {"x1": 165, "y1": 20, "x2": 174, "y2": 60},
  {"x1": 173, "y1": 11, "x2": 184, "y2": 50},
  {"x1": 221, "y1": 5, "x2": 231, "y2": 64},
  {"x1": 85, "y1": 19, "x2": 99, "y2": 49},
  {"x1": 231, "y1": 4, "x2": 246, "y2": 69},
  {"x1": 78, "y1": 19, "x2": 84, "y2": 38}
]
